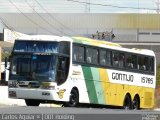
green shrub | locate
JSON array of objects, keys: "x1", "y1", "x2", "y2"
[{"x1": 156, "y1": 64, "x2": 160, "y2": 86}]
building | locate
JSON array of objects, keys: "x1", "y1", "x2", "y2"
[{"x1": 1, "y1": 13, "x2": 160, "y2": 80}]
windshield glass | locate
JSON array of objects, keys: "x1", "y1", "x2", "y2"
[
  {"x1": 10, "y1": 54, "x2": 57, "y2": 82},
  {"x1": 14, "y1": 41, "x2": 58, "y2": 53}
]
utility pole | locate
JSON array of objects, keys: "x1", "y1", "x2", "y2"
[
  {"x1": 85, "y1": 0, "x2": 90, "y2": 13},
  {"x1": 155, "y1": 0, "x2": 160, "y2": 14}
]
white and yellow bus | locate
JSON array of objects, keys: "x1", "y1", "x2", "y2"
[{"x1": 8, "y1": 35, "x2": 156, "y2": 109}]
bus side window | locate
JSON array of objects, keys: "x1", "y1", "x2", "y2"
[
  {"x1": 138, "y1": 56, "x2": 148, "y2": 71},
  {"x1": 59, "y1": 42, "x2": 70, "y2": 55},
  {"x1": 73, "y1": 45, "x2": 84, "y2": 62},
  {"x1": 137, "y1": 64, "x2": 140, "y2": 70},
  {"x1": 126, "y1": 54, "x2": 137, "y2": 69},
  {"x1": 86, "y1": 47, "x2": 98, "y2": 64},
  {"x1": 73, "y1": 54, "x2": 77, "y2": 61},
  {"x1": 138, "y1": 56, "x2": 142, "y2": 70},
  {"x1": 149, "y1": 57, "x2": 154, "y2": 73},
  {"x1": 99, "y1": 50, "x2": 111, "y2": 66},
  {"x1": 112, "y1": 52, "x2": 119, "y2": 67},
  {"x1": 87, "y1": 57, "x2": 92, "y2": 63},
  {"x1": 100, "y1": 50, "x2": 106, "y2": 65},
  {"x1": 144, "y1": 57, "x2": 149, "y2": 71},
  {"x1": 119, "y1": 53, "x2": 125, "y2": 68},
  {"x1": 126, "y1": 55, "x2": 132, "y2": 68}
]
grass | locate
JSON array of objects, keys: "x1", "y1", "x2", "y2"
[{"x1": 155, "y1": 86, "x2": 160, "y2": 108}]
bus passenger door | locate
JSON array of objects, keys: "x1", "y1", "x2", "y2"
[{"x1": 57, "y1": 57, "x2": 70, "y2": 85}]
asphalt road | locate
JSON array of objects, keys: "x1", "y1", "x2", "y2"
[
  {"x1": 0, "y1": 105, "x2": 159, "y2": 114},
  {"x1": 0, "y1": 106, "x2": 159, "y2": 120}
]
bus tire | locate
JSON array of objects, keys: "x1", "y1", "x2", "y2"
[
  {"x1": 123, "y1": 95, "x2": 132, "y2": 110},
  {"x1": 132, "y1": 96, "x2": 140, "y2": 110},
  {"x1": 25, "y1": 99, "x2": 40, "y2": 106},
  {"x1": 65, "y1": 89, "x2": 79, "y2": 107}
]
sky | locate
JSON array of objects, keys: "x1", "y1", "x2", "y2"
[{"x1": 0, "y1": 0, "x2": 158, "y2": 13}]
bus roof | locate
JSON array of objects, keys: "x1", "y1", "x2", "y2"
[
  {"x1": 72, "y1": 37, "x2": 121, "y2": 47},
  {"x1": 16, "y1": 35, "x2": 71, "y2": 42}
]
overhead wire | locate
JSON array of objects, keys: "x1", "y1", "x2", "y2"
[
  {"x1": 0, "y1": 17, "x2": 14, "y2": 31},
  {"x1": 1, "y1": 0, "x2": 158, "y2": 12},
  {"x1": 34, "y1": 0, "x2": 80, "y2": 36},
  {"x1": 0, "y1": 16, "x2": 24, "y2": 40},
  {"x1": 8, "y1": 0, "x2": 56, "y2": 35},
  {"x1": 24, "y1": 0, "x2": 66, "y2": 36},
  {"x1": 67, "y1": 0, "x2": 158, "y2": 11}
]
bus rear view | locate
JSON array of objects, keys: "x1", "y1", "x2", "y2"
[{"x1": 8, "y1": 37, "x2": 70, "y2": 106}]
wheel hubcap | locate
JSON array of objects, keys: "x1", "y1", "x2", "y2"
[
  {"x1": 70, "y1": 93, "x2": 76, "y2": 105},
  {"x1": 124, "y1": 98, "x2": 130, "y2": 109},
  {"x1": 133, "y1": 99, "x2": 138, "y2": 109}
]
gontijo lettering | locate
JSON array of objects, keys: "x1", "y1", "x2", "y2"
[{"x1": 112, "y1": 72, "x2": 134, "y2": 82}]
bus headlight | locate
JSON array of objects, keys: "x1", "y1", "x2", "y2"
[
  {"x1": 8, "y1": 80, "x2": 18, "y2": 88},
  {"x1": 41, "y1": 82, "x2": 55, "y2": 90}
]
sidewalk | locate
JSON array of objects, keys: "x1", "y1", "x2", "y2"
[
  {"x1": 0, "y1": 86, "x2": 25, "y2": 106},
  {"x1": 0, "y1": 86, "x2": 60, "y2": 107},
  {"x1": 154, "y1": 108, "x2": 160, "y2": 111}
]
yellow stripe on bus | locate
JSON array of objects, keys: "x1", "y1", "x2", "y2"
[
  {"x1": 73, "y1": 37, "x2": 121, "y2": 47},
  {"x1": 99, "y1": 68, "x2": 110, "y2": 104}
]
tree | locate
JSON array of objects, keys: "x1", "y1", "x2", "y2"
[
  {"x1": 1, "y1": 51, "x2": 11, "y2": 62},
  {"x1": 156, "y1": 64, "x2": 160, "y2": 86}
]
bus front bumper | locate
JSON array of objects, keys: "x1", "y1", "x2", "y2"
[{"x1": 8, "y1": 88, "x2": 69, "y2": 102}]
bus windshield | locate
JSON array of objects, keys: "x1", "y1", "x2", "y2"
[
  {"x1": 10, "y1": 54, "x2": 57, "y2": 82},
  {"x1": 13, "y1": 41, "x2": 58, "y2": 53}
]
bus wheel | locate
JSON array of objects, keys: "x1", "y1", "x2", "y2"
[
  {"x1": 25, "y1": 99, "x2": 40, "y2": 106},
  {"x1": 65, "y1": 89, "x2": 79, "y2": 107},
  {"x1": 123, "y1": 95, "x2": 132, "y2": 110},
  {"x1": 132, "y1": 96, "x2": 140, "y2": 110}
]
